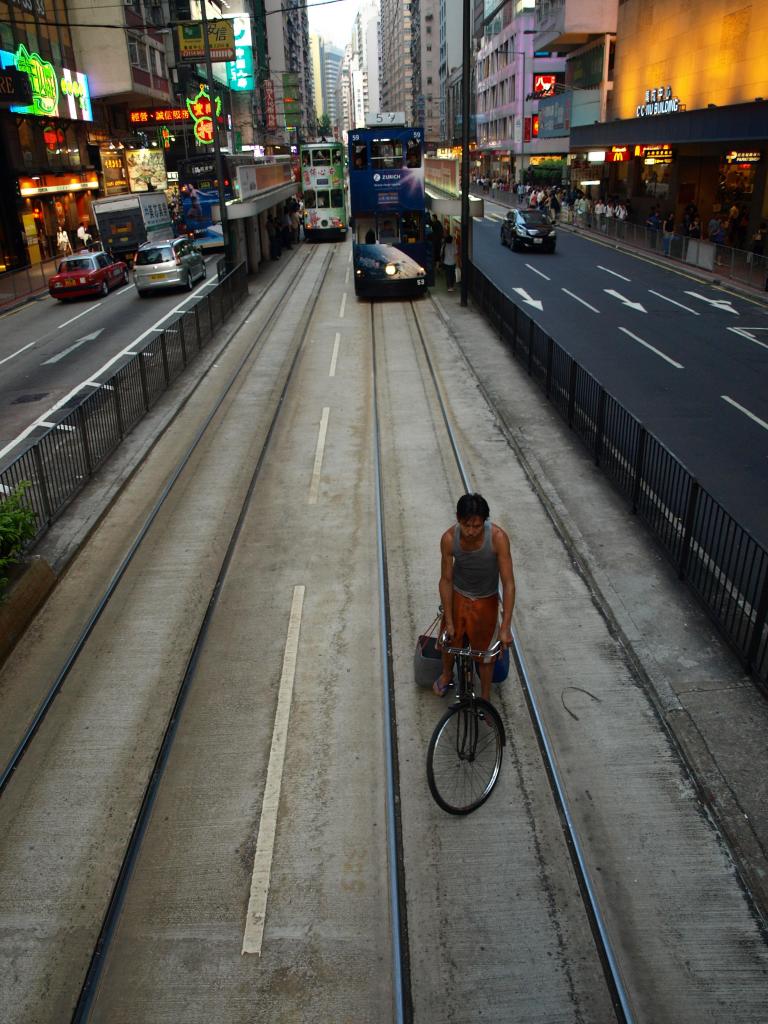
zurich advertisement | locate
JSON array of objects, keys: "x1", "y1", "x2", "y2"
[{"x1": 349, "y1": 127, "x2": 428, "y2": 296}]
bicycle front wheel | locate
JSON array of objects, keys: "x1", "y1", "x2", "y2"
[{"x1": 427, "y1": 699, "x2": 504, "y2": 815}]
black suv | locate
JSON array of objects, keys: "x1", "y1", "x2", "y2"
[{"x1": 500, "y1": 209, "x2": 557, "y2": 253}]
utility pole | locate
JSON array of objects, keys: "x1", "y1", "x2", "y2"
[
  {"x1": 199, "y1": 0, "x2": 231, "y2": 265},
  {"x1": 460, "y1": 0, "x2": 471, "y2": 307}
]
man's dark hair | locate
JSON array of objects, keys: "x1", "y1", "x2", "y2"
[{"x1": 456, "y1": 493, "x2": 490, "y2": 521}]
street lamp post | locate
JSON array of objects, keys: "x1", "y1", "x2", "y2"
[
  {"x1": 199, "y1": 0, "x2": 231, "y2": 266},
  {"x1": 460, "y1": 0, "x2": 471, "y2": 306}
]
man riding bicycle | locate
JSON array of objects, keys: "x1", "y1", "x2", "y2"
[{"x1": 434, "y1": 493, "x2": 516, "y2": 701}]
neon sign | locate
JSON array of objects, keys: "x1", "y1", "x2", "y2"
[
  {"x1": 0, "y1": 44, "x2": 92, "y2": 121},
  {"x1": 186, "y1": 85, "x2": 221, "y2": 145}
]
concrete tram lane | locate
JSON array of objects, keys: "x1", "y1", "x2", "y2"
[
  {"x1": 82, "y1": 241, "x2": 394, "y2": 1024},
  {"x1": 0, "y1": 249, "x2": 333, "y2": 1023},
  {"x1": 374, "y1": 298, "x2": 617, "y2": 1022},
  {"x1": 1, "y1": 231, "x2": 767, "y2": 1022},
  {"x1": 418, "y1": 278, "x2": 768, "y2": 1020}
]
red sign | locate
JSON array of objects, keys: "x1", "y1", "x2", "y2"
[
  {"x1": 263, "y1": 78, "x2": 276, "y2": 132},
  {"x1": 607, "y1": 146, "x2": 630, "y2": 162},
  {"x1": 534, "y1": 74, "x2": 556, "y2": 96},
  {"x1": 524, "y1": 116, "x2": 531, "y2": 144},
  {"x1": 532, "y1": 113, "x2": 539, "y2": 138},
  {"x1": 129, "y1": 107, "x2": 191, "y2": 125}
]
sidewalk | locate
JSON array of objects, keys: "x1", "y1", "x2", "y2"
[
  {"x1": 431, "y1": 271, "x2": 768, "y2": 925},
  {"x1": 480, "y1": 188, "x2": 768, "y2": 308}
]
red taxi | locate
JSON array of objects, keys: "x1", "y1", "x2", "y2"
[{"x1": 48, "y1": 252, "x2": 128, "y2": 301}]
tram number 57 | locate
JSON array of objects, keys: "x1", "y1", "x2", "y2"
[{"x1": 368, "y1": 111, "x2": 406, "y2": 126}]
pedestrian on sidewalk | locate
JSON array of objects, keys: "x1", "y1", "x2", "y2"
[
  {"x1": 430, "y1": 213, "x2": 444, "y2": 268},
  {"x1": 662, "y1": 211, "x2": 675, "y2": 256},
  {"x1": 441, "y1": 233, "x2": 456, "y2": 292}
]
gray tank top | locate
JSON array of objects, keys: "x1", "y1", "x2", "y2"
[{"x1": 453, "y1": 521, "x2": 498, "y2": 599}]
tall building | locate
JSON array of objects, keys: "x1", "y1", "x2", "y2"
[
  {"x1": 310, "y1": 35, "x2": 324, "y2": 120},
  {"x1": 264, "y1": 0, "x2": 314, "y2": 143},
  {"x1": 438, "y1": 0, "x2": 463, "y2": 142},
  {"x1": 322, "y1": 43, "x2": 344, "y2": 126},
  {"x1": 349, "y1": 0, "x2": 380, "y2": 129},
  {"x1": 380, "y1": 0, "x2": 414, "y2": 121},
  {"x1": 570, "y1": 0, "x2": 768, "y2": 234},
  {"x1": 409, "y1": 0, "x2": 440, "y2": 142},
  {"x1": 475, "y1": 3, "x2": 567, "y2": 185},
  {"x1": 336, "y1": 43, "x2": 354, "y2": 137}
]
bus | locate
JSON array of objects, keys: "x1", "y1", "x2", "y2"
[
  {"x1": 348, "y1": 123, "x2": 429, "y2": 298},
  {"x1": 299, "y1": 141, "x2": 347, "y2": 240}
]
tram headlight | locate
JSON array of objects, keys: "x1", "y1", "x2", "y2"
[{"x1": 385, "y1": 263, "x2": 397, "y2": 276}]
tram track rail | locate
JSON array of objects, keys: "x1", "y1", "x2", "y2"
[
  {"x1": 0, "y1": 246, "x2": 319, "y2": 800},
  {"x1": 369, "y1": 295, "x2": 634, "y2": 1024},
  {"x1": 0, "y1": 243, "x2": 333, "y2": 1022}
]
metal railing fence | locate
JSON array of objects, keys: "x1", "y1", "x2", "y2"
[
  {"x1": 469, "y1": 264, "x2": 768, "y2": 696},
  {"x1": 1, "y1": 261, "x2": 248, "y2": 551}
]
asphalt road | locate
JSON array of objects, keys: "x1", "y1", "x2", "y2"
[
  {"x1": 0, "y1": 259, "x2": 218, "y2": 465},
  {"x1": 475, "y1": 205, "x2": 768, "y2": 547}
]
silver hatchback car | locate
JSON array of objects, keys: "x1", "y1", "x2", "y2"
[{"x1": 134, "y1": 237, "x2": 206, "y2": 296}]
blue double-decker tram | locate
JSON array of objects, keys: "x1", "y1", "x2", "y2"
[{"x1": 348, "y1": 118, "x2": 430, "y2": 298}]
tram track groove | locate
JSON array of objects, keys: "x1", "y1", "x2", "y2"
[
  {"x1": 0, "y1": 247, "x2": 319, "y2": 798},
  {"x1": 73, "y1": 249, "x2": 334, "y2": 1021},
  {"x1": 0, "y1": 245, "x2": 332, "y2": 1023},
  {"x1": 408, "y1": 296, "x2": 633, "y2": 1021},
  {"x1": 371, "y1": 292, "x2": 632, "y2": 1021}
]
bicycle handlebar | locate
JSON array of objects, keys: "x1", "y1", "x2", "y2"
[{"x1": 438, "y1": 633, "x2": 503, "y2": 659}]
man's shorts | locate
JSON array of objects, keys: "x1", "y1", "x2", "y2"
[{"x1": 447, "y1": 591, "x2": 499, "y2": 661}]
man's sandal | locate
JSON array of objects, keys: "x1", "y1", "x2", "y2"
[{"x1": 433, "y1": 677, "x2": 451, "y2": 697}]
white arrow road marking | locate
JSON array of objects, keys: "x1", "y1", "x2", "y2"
[
  {"x1": 619, "y1": 327, "x2": 684, "y2": 368},
  {"x1": 722, "y1": 395, "x2": 768, "y2": 432},
  {"x1": 562, "y1": 288, "x2": 600, "y2": 313},
  {"x1": 42, "y1": 329, "x2": 104, "y2": 365},
  {"x1": 513, "y1": 286, "x2": 543, "y2": 311},
  {"x1": 727, "y1": 327, "x2": 768, "y2": 351},
  {"x1": 684, "y1": 291, "x2": 739, "y2": 314},
  {"x1": 525, "y1": 263, "x2": 551, "y2": 281},
  {"x1": 604, "y1": 288, "x2": 647, "y2": 313},
  {"x1": 648, "y1": 290, "x2": 700, "y2": 315},
  {"x1": 598, "y1": 265, "x2": 631, "y2": 281}
]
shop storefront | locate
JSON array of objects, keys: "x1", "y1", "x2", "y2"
[
  {"x1": 0, "y1": 30, "x2": 95, "y2": 272},
  {"x1": 571, "y1": 101, "x2": 768, "y2": 235}
]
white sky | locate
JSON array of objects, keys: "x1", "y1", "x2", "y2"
[{"x1": 307, "y1": 0, "x2": 357, "y2": 50}]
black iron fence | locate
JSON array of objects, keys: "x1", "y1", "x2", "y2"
[
  {"x1": 469, "y1": 265, "x2": 768, "y2": 696},
  {"x1": 1, "y1": 261, "x2": 248, "y2": 549}
]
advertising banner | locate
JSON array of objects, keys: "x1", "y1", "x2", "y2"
[
  {"x1": 124, "y1": 148, "x2": 168, "y2": 192},
  {"x1": 348, "y1": 128, "x2": 425, "y2": 213},
  {"x1": 99, "y1": 145, "x2": 129, "y2": 195},
  {"x1": 538, "y1": 92, "x2": 571, "y2": 138},
  {"x1": 177, "y1": 20, "x2": 236, "y2": 63}
]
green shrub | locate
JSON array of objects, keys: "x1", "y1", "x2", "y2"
[{"x1": 0, "y1": 482, "x2": 38, "y2": 596}]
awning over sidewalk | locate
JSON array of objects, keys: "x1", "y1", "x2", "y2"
[{"x1": 571, "y1": 101, "x2": 768, "y2": 148}]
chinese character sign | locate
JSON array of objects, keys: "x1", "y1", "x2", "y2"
[
  {"x1": 226, "y1": 15, "x2": 254, "y2": 92},
  {"x1": 186, "y1": 85, "x2": 221, "y2": 145},
  {"x1": 263, "y1": 78, "x2": 277, "y2": 131},
  {"x1": 177, "y1": 20, "x2": 236, "y2": 63}
]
